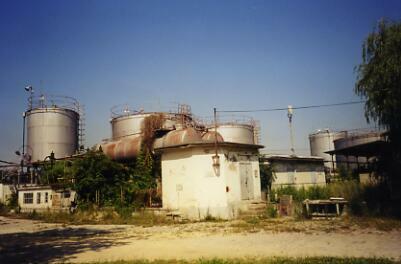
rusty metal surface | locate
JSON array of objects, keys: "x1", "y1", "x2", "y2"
[
  {"x1": 162, "y1": 127, "x2": 202, "y2": 147},
  {"x1": 101, "y1": 135, "x2": 142, "y2": 160},
  {"x1": 201, "y1": 131, "x2": 224, "y2": 142}
]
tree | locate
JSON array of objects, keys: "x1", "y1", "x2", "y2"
[
  {"x1": 355, "y1": 19, "x2": 401, "y2": 197},
  {"x1": 72, "y1": 150, "x2": 128, "y2": 206}
]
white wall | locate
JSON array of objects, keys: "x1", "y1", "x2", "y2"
[
  {"x1": 161, "y1": 146, "x2": 262, "y2": 220},
  {"x1": 271, "y1": 161, "x2": 326, "y2": 189},
  {"x1": 18, "y1": 188, "x2": 53, "y2": 212}
]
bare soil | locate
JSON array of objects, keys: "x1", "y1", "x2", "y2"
[{"x1": 0, "y1": 216, "x2": 400, "y2": 263}]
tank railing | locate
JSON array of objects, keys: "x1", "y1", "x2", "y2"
[
  {"x1": 28, "y1": 94, "x2": 80, "y2": 112},
  {"x1": 198, "y1": 114, "x2": 256, "y2": 128},
  {"x1": 110, "y1": 104, "x2": 195, "y2": 120}
]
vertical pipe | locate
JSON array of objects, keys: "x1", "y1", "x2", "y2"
[
  {"x1": 289, "y1": 119, "x2": 295, "y2": 155},
  {"x1": 19, "y1": 112, "x2": 26, "y2": 187},
  {"x1": 287, "y1": 106, "x2": 295, "y2": 155}
]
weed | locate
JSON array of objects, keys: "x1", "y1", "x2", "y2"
[{"x1": 266, "y1": 205, "x2": 277, "y2": 218}]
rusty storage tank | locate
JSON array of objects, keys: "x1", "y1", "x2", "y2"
[
  {"x1": 100, "y1": 135, "x2": 142, "y2": 161},
  {"x1": 110, "y1": 106, "x2": 176, "y2": 140},
  {"x1": 208, "y1": 124, "x2": 255, "y2": 145},
  {"x1": 26, "y1": 95, "x2": 80, "y2": 162},
  {"x1": 309, "y1": 129, "x2": 347, "y2": 170},
  {"x1": 153, "y1": 127, "x2": 203, "y2": 149}
]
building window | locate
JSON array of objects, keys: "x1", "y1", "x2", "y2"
[
  {"x1": 45, "y1": 192, "x2": 48, "y2": 203},
  {"x1": 23, "y1": 193, "x2": 33, "y2": 204},
  {"x1": 37, "y1": 193, "x2": 41, "y2": 204},
  {"x1": 62, "y1": 191, "x2": 70, "y2": 199}
]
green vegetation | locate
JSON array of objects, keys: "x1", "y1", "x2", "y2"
[
  {"x1": 39, "y1": 148, "x2": 160, "y2": 210},
  {"x1": 75, "y1": 257, "x2": 397, "y2": 264},
  {"x1": 21, "y1": 207, "x2": 174, "y2": 226},
  {"x1": 355, "y1": 19, "x2": 401, "y2": 211},
  {"x1": 269, "y1": 181, "x2": 397, "y2": 217}
]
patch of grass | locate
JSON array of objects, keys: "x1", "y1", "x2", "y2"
[
  {"x1": 18, "y1": 208, "x2": 174, "y2": 226},
  {"x1": 76, "y1": 257, "x2": 397, "y2": 264}
]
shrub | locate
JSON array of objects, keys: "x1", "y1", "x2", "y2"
[{"x1": 266, "y1": 204, "x2": 278, "y2": 218}]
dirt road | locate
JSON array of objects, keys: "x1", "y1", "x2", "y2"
[{"x1": 0, "y1": 216, "x2": 400, "y2": 263}]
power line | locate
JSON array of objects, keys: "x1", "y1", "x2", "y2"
[{"x1": 217, "y1": 100, "x2": 365, "y2": 113}]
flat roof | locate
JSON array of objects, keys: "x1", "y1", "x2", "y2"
[
  {"x1": 261, "y1": 154, "x2": 324, "y2": 162},
  {"x1": 154, "y1": 141, "x2": 264, "y2": 152},
  {"x1": 325, "y1": 140, "x2": 389, "y2": 157}
]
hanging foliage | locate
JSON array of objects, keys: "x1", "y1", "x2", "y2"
[{"x1": 142, "y1": 113, "x2": 165, "y2": 153}]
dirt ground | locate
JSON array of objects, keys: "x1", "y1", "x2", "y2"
[{"x1": 0, "y1": 215, "x2": 400, "y2": 263}]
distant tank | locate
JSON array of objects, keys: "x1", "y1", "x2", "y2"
[
  {"x1": 309, "y1": 129, "x2": 347, "y2": 170},
  {"x1": 209, "y1": 124, "x2": 255, "y2": 145},
  {"x1": 333, "y1": 132, "x2": 382, "y2": 166},
  {"x1": 26, "y1": 95, "x2": 80, "y2": 162}
]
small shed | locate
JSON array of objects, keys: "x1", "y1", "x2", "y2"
[
  {"x1": 18, "y1": 185, "x2": 76, "y2": 213},
  {"x1": 155, "y1": 141, "x2": 263, "y2": 220},
  {"x1": 262, "y1": 155, "x2": 326, "y2": 189}
]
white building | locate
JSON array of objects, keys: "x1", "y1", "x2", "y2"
[
  {"x1": 18, "y1": 185, "x2": 76, "y2": 213},
  {"x1": 262, "y1": 155, "x2": 326, "y2": 189},
  {"x1": 155, "y1": 134, "x2": 263, "y2": 220}
]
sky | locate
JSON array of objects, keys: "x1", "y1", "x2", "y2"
[{"x1": 0, "y1": 0, "x2": 400, "y2": 162}]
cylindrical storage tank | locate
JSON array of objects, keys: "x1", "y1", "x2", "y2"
[
  {"x1": 209, "y1": 124, "x2": 254, "y2": 145},
  {"x1": 201, "y1": 131, "x2": 224, "y2": 143},
  {"x1": 333, "y1": 132, "x2": 382, "y2": 167},
  {"x1": 154, "y1": 127, "x2": 202, "y2": 149},
  {"x1": 26, "y1": 107, "x2": 79, "y2": 162},
  {"x1": 100, "y1": 135, "x2": 142, "y2": 161},
  {"x1": 309, "y1": 129, "x2": 347, "y2": 170},
  {"x1": 111, "y1": 113, "x2": 151, "y2": 139},
  {"x1": 111, "y1": 112, "x2": 177, "y2": 140}
]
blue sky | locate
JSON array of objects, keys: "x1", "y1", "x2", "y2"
[{"x1": 0, "y1": 0, "x2": 400, "y2": 161}]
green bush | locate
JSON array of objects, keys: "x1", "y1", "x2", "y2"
[
  {"x1": 269, "y1": 181, "x2": 399, "y2": 217},
  {"x1": 266, "y1": 205, "x2": 277, "y2": 218}
]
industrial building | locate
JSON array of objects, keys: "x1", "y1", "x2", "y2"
[
  {"x1": 261, "y1": 154, "x2": 326, "y2": 189},
  {"x1": 154, "y1": 129, "x2": 263, "y2": 219},
  {"x1": 97, "y1": 104, "x2": 264, "y2": 220},
  {"x1": 17, "y1": 185, "x2": 76, "y2": 213}
]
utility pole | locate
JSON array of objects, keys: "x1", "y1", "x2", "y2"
[
  {"x1": 287, "y1": 105, "x2": 295, "y2": 156},
  {"x1": 212, "y1": 108, "x2": 220, "y2": 175},
  {"x1": 19, "y1": 111, "x2": 26, "y2": 187}
]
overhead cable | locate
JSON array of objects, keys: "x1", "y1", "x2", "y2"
[{"x1": 217, "y1": 101, "x2": 365, "y2": 113}]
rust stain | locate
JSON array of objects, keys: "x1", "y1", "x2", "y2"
[
  {"x1": 202, "y1": 131, "x2": 223, "y2": 142},
  {"x1": 102, "y1": 135, "x2": 142, "y2": 160}
]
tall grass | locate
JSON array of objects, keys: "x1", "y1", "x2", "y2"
[{"x1": 270, "y1": 181, "x2": 399, "y2": 217}]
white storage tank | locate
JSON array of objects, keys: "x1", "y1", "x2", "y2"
[
  {"x1": 110, "y1": 105, "x2": 178, "y2": 140},
  {"x1": 26, "y1": 95, "x2": 80, "y2": 162},
  {"x1": 309, "y1": 129, "x2": 347, "y2": 170},
  {"x1": 209, "y1": 124, "x2": 255, "y2": 145},
  {"x1": 111, "y1": 113, "x2": 151, "y2": 139}
]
